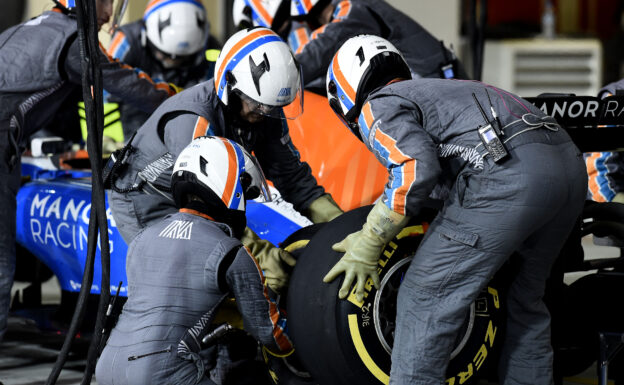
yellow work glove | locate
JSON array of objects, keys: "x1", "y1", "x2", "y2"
[
  {"x1": 323, "y1": 200, "x2": 410, "y2": 302},
  {"x1": 613, "y1": 192, "x2": 624, "y2": 204},
  {"x1": 305, "y1": 194, "x2": 344, "y2": 223},
  {"x1": 241, "y1": 227, "x2": 297, "y2": 294}
]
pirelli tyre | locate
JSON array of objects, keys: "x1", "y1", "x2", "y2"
[
  {"x1": 262, "y1": 223, "x2": 326, "y2": 385},
  {"x1": 287, "y1": 206, "x2": 504, "y2": 385}
]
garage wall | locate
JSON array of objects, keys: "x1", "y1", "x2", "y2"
[
  {"x1": 22, "y1": 0, "x2": 224, "y2": 46},
  {"x1": 386, "y1": 0, "x2": 462, "y2": 57},
  {"x1": 22, "y1": 0, "x2": 460, "y2": 48}
]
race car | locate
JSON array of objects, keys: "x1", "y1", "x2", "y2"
[{"x1": 12, "y1": 91, "x2": 624, "y2": 384}]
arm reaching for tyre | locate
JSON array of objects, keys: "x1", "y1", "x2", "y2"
[
  {"x1": 241, "y1": 227, "x2": 296, "y2": 295},
  {"x1": 323, "y1": 201, "x2": 410, "y2": 302}
]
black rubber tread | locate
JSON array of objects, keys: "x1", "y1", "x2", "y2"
[{"x1": 287, "y1": 206, "x2": 504, "y2": 385}]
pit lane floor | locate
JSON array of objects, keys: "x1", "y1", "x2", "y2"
[{"x1": 0, "y1": 237, "x2": 619, "y2": 385}]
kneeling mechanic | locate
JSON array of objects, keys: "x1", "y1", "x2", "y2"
[{"x1": 96, "y1": 136, "x2": 293, "y2": 385}]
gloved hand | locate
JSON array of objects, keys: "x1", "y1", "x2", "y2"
[
  {"x1": 241, "y1": 227, "x2": 296, "y2": 294},
  {"x1": 613, "y1": 192, "x2": 624, "y2": 204},
  {"x1": 323, "y1": 200, "x2": 410, "y2": 302},
  {"x1": 306, "y1": 194, "x2": 344, "y2": 223}
]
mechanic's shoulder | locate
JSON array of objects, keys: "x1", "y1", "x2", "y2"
[{"x1": 367, "y1": 85, "x2": 416, "y2": 108}]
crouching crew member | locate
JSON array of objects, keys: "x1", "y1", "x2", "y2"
[{"x1": 96, "y1": 136, "x2": 293, "y2": 385}]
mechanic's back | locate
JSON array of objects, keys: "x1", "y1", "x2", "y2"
[{"x1": 96, "y1": 137, "x2": 293, "y2": 384}]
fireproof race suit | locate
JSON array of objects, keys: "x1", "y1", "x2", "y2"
[
  {"x1": 353, "y1": 79, "x2": 587, "y2": 384},
  {"x1": 585, "y1": 79, "x2": 624, "y2": 202},
  {"x1": 95, "y1": 209, "x2": 292, "y2": 385},
  {"x1": 294, "y1": 0, "x2": 467, "y2": 87},
  {"x1": 110, "y1": 80, "x2": 324, "y2": 243},
  {"x1": 106, "y1": 20, "x2": 222, "y2": 136},
  {"x1": 0, "y1": 9, "x2": 175, "y2": 341}
]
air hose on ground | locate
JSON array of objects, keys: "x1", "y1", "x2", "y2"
[{"x1": 45, "y1": 0, "x2": 111, "y2": 384}]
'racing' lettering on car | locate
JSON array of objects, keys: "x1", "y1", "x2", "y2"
[{"x1": 28, "y1": 193, "x2": 117, "y2": 253}]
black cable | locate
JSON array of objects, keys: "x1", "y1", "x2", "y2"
[
  {"x1": 469, "y1": 0, "x2": 477, "y2": 79},
  {"x1": 45, "y1": 0, "x2": 111, "y2": 383},
  {"x1": 79, "y1": 0, "x2": 111, "y2": 381},
  {"x1": 469, "y1": 0, "x2": 487, "y2": 81},
  {"x1": 475, "y1": 0, "x2": 488, "y2": 81}
]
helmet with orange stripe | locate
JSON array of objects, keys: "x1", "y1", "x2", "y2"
[
  {"x1": 326, "y1": 35, "x2": 411, "y2": 141},
  {"x1": 290, "y1": 0, "x2": 332, "y2": 29},
  {"x1": 214, "y1": 27, "x2": 303, "y2": 120},
  {"x1": 144, "y1": 0, "x2": 209, "y2": 68},
  {"x1": 53, "y1": 0, "x2": 127, "y2": 32},
  {"x1": 172, "y1": 136, "x2": 271, "y2": 235},
  {"x1": 52, "y1": 0, "x2": 77, "y2": 14},
  {"x1": 232, "y1": 0, "x2": 291, "y2": 36}
]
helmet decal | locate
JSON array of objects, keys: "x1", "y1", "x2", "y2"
[
  {"x1": 196, "y1": 12, "x2": 206, "y2": 29},
  {"x1": 157, "y1": 13, "x2": 171, "y2": 42},
  {"x1": 249, "y1": 53, "x2": 271, "y2": 96},
  {"x1": 215, "y1": 29, "x2": 281, "y2": 101}
]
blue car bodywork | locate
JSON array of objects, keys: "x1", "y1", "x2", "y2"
[{"x1": 16, "y1": 161, "x2": 308, "y2": 296}]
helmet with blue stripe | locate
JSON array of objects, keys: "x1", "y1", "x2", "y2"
[
  {"x1": 53, "y1": 0, "x2": 77, "y2": 14},
  {"x1": 144, "y1": 0, "x2": 209, "y2": 60},
  {"x1": 172, "y1": 136, "x2": 271, "y2": 233},
  {"x1": 326, "y1": 35, "x2": 411, "y2": 140},
  {"x1": 290, "y1": 0, "x2": 319, "y2": 17},
  {"x1": 232, "y1": 0, "x2": 290, "y2": 32},
  {"x1": 214, "y1": 27, "x2": 303, "y2": 120}
]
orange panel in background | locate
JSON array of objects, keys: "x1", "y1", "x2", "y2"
[{"x1": 287, "y1": 91, "x2": 388, "y2": 211}]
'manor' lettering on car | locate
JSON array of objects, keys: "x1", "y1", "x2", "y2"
[{"x1": 29, "y1": 193, "x2": 117, "y2": 253}]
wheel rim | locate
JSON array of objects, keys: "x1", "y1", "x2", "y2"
[{"x1": 373, "y1": 257, "x2": 476, "y2": 359}]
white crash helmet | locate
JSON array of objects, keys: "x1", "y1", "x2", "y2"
[
  {"x1": 214, "y1": 27, "x2": 303, "y2": 119},
  {"x1": 144, "y1": 0, "x2": 208, "y2": 58},
  {"x1": 326, "y1": 35, "x2": 411, "y2": 140},
  {"x1": 290, "y1": 0, "x2": 320, "y2": 17},
  {"x1": 171, "y1": 136, "x2": 271, "y2": 213},
  {"x1": 232, "y1": 0, "x2": 289, "y2": 30}
]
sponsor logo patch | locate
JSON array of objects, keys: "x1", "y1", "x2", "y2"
[{"x1": 159, "y1": 220, "x2": 193, "y2": 240}]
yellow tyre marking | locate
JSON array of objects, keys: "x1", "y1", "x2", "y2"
[
  {"x1": 283, "y1": 239, "x2": 309, "y2": 253},
  {"x1": 348, "y1": 314, "x2": 389, "y2": 384},
  {"x1": 396, "y1": 225, "x2": 426, "y2": 239}
]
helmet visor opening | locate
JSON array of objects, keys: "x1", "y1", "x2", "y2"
[
  {"x1": 236, "y1": 84, "x2": 303, "y2": 120},
  {"x1": 243, "y1": 152, "x2": 272, "y2": 203}
]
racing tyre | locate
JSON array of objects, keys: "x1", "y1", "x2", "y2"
[
  {"x1": 263, "y1": 223, "x2": 326, "y2": 385},
  {"x1": 287, "y1": 206, "x2": 504, "y2": 385}
]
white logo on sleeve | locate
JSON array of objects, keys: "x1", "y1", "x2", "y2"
[{"x1": 159, "y1": 220, "x2": 193, "y2": 240}]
